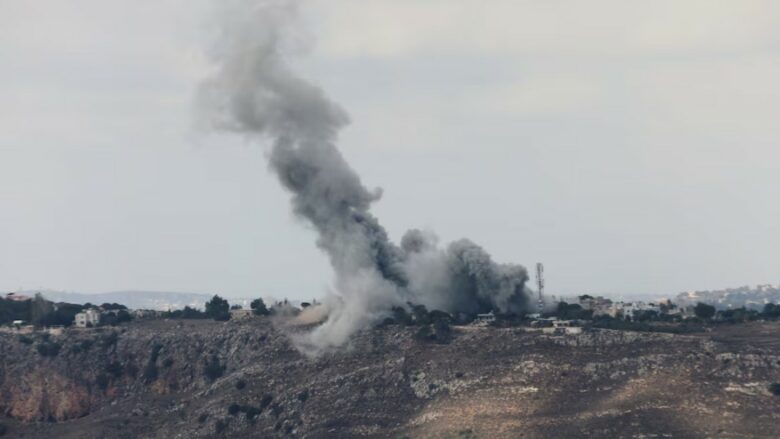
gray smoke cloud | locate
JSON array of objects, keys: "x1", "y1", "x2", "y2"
[{"x1": 199, "y1": 0, "x2": 531, "y2": 354}]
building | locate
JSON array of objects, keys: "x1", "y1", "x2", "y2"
[
  {"x1": 475, "y1": 311, "x2": 496, "y2": 324},
  {"x1": 74, "y1": 309, "x2": 101, "y2": 328}
]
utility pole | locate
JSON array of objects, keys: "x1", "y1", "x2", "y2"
[{"x1": 536, "y1": 262, "x2": 544, "y2": 313}]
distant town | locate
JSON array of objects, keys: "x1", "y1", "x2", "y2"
[{"x1": 3, "y1": 284, "x2": 780, "y2": 339}]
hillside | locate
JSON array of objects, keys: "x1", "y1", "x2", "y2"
[{"x1": 1, "y1": 319, "x2": 780, "y2": 438}]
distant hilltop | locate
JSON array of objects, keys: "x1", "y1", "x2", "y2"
[{"x1": 9, "y1": 290, "x2": 260, "y2": 311}]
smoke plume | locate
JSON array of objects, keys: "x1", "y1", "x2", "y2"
[{"x1": 199, "y1": 0, "x2": 531, "y2": 354}]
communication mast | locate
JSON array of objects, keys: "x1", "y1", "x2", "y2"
[{"x1": 536, "y1": 262, "x2": 544, "y2": 313}]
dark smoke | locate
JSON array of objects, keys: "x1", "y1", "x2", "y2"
[{"x1": 199, "y1": 0, "x2": 531, "y2": 354}]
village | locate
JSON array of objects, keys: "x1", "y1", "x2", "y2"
[{"x1": 4, "y1": 289, "x2": 776, "y2": 339}]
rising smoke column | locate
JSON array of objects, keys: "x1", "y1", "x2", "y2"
[{"x1": 200, "y1": 0, "x2": 531, "y2": 354}]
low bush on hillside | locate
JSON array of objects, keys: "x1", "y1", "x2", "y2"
[
  {"x1": 36, "y1": 341, "x2": 61, "y2": 357},
  {"x1": 260, "y1": 394, "x2": 274, "y2": 410},
  {"x1": 105, "y1": 360, "x2": 124, "y2": 378},
  {"x1": 769, "y1": 383, "x2": 780, "y2": 396},
  {"x1": 18, "y1": 335, "x2": 33, "y2": 345},
  {"x1": 101, "y1": 331, "x2": 119, "y2": 348},
  {"x1": 203, "y1": 354, "x2": 225, "y2": 381},
  {"x1": 227, "y1": 403, "x2": 241, "y2": 416},
  {"x1": 143, "y1": 344, "x2": 163, "y2": 383},
  {"x1": 95, "y1": 372, "x2": 109, "y2": 391},
  {"x1": 215, "y1": 419, "x2": 227, "y2": 434}
]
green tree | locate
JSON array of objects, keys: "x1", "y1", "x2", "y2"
[
  {"x1": 411, "y1": 303, "x2": 431, "y2": 325},
  {"x1": 250, "y1": 298, "x2": 270, "y2": 316},
  {"x1": 694, "y1": 302, "x2": 716, "y2": 320},
  {"x1": 206, "y1": 295, "x2": 230, "y2": 321},
  {"x1": 30, "y1": 293, "x2": 53, "y2": 328}
]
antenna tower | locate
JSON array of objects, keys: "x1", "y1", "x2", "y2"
[{"x1": 536, "y1": 262, "x2": 544, "y2": 313}]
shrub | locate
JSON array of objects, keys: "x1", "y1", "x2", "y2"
[
  {"x1": 204, "y1": 355, "x2": 225, "y2": 381},
  {"x1": 36, "y1": 341, "x2": 61, "y2": 357},
  {"x1": 259, "y1": 394, "x2": 274, "y2": 410},
  {"x1": 197, "y1": 413, "x2": 208, "y2": 423},
  {"x1": 0, "y1": 422, "x2": 7, "y2": 436},
  {"x1": 769, "y1": 383, "x2": 780, "y2": 396},
  {"x1": 143, "y1": 344, "x2": 163, "y2": 383},
  {"x1": 433, "y1": 319, "x2": 451, "y2": 344},
  {"x1": 125, "y1": 362, "x2": 139, "y2": 378},
  {"x1": 101, "y1": 332, "x2": 119, "y2": 348},
  {"x1": 96, "y1": 372, "x2": 109, "y2": 391},
  {"x1": 297, "y1": 389, "x2": 309, "y2": 402},
  {"x1": 245, "y1": 406, "x2": 261, "y2": 421},
  {"x1": 235, "y1": 379, "x2": 246, "y2": 390},
  {"x1": 215, "y1": 419, "x2": 227, "y2": 434},
  {"x1": 162, "y1": 358, "x2": 174, "y2": 368},
  {"x1": 227, "y1": 403, "x2": 241, "y2": 416},
  {"x1": 18, "y1": 335, "x2": 33, "y2": 345},
  {"x1": 414, "y1": 325, "x2": 434, "y2": 342},
  {"x1": 106, "y1": 361, "x2": 124, "y2": 378}
]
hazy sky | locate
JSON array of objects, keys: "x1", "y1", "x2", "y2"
[{"x1": 2, "y1": 0, "x2": 780, "y2": 300}]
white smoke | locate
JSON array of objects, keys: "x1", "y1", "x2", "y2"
[{"x1": 199, "y1": 0, "x2": 531, "y2": 355}]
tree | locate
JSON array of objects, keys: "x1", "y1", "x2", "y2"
[
  {"x1": 410, "y1": 303, "x2": 431, "y2": 325},
  {"x1": 230, "y1": 304, "x2": 243, "y2": 310},
  {"x1": 694, "y1": 302, "x2": 716, "y2": 320},
  {"x1": 100, "y1": 303, "x2": 127, "y2": 311},
  {"x1": 116, "y1": 309, "x2": 133, "y2": 323},
  {"x1": 205, "y1": 295, "x2": 230, "y2": 321},
  {"x1": 763, "y1": 303, "x2": 780, "y2": 319},
  {"x1": 250, "y1": 298, "x2": 270, "y2": 316},
  {"x1": 433, "y1": 319, "x2": 452, "y2": 344},
  {"x1": 30, "y1": 293, "x2": 53, "y2": 328},
  {"x1": 391, "y1": 306, "x2": 413, "y2": 325}
]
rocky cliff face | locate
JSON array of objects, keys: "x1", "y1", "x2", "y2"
[{"x1": 1, "y1": 319, "x2": 780, "y2": 438}]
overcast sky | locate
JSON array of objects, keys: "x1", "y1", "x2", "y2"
[{"x1": 2, "y1": 0, "x2": 780, "y2": 300}]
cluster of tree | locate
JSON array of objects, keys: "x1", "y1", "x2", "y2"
[
  {"x1": 162, "y1": 306, "x2": 208, "y2": 319},
  {"x1": 547, "y1": 300, "x2": 780, "y2": 326},
  {"x1": 2, "y1": 294, "x2": 139, "y2": 328},
  {"x1": 99, "y1": 309, "x2": 133, "y2": 326},
  {"x1": 2, "y1": 294, "x2": 88, "y2": 327},
  {"x1": 161, "y1": 295, "x2": 273, "y2": 321},
  {"x1": 589, "y1": 315, "x2": 704, "y2": 334},
  {"x1": 552, "y1": 302, "x2": 593, "y2": 321},
  {"x1": 382, "y1": 303, "x2": 453, "y2": 344},
  {"x1": 0, "y1": 297, "x2": 32, "y2": 325},
  {"x1": 704, "y1": 302, "x2": 780, "y2": 324}
]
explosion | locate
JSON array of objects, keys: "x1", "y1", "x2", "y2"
[{"x1": 199, "y1": 0, "x2": 531, "y2": 354}]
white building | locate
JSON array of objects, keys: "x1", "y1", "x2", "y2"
[
  {"x1": 475, "y1": 311, "x2": 496, "y2": 324},
  {"x1": 74, "y1": 309, "x2": 101, "y2": 328}
]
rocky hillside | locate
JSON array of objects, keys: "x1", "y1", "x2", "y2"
[{"x1": 1, "y1": 318, "x2": 780, "y2": 438}]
